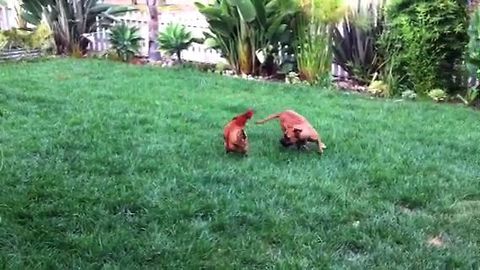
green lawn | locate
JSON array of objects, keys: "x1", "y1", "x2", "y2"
[{"x1": 1, "y1": 59, "x2": 479, "y2": 269}]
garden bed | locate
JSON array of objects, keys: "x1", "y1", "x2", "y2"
[{"x1": 148, "y1": 58, "x2": 480, "y2": 109}]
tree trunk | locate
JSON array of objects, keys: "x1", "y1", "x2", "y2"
[{"x1": 147, "y1": 0, "x2": 160, "y2": 61}]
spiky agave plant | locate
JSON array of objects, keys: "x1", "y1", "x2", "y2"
[
  {"x1": 157, "y1": 23, "x2": 194, "y2": 62},
  {"x1": 109, "y1": 22, "x2": 143, "y2": 62},
  {"x1": 331, "y1": 1, "x2": 386, "y2": 84}
]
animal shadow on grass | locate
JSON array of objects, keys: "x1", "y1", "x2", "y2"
[{"x1": 277, "y1": 144, "x2": 321, "y2": 158}]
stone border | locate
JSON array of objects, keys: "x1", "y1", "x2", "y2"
[{"x1": 0, "y1": 48, "x2": 43, "y2": 62}]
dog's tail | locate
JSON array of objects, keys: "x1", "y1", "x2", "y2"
[{"x1": 255, "y1": 112, "x2": 281, "y2": 125}]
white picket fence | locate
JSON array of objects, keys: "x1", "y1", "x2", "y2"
[{"x1": 0, "y1": 6, "x2": 16, "y2": 30}]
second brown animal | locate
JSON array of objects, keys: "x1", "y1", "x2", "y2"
[{"x1": 255, "y1": 109, "x2": 326, "y2": 154}]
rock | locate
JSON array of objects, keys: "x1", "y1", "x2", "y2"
[{"x1": 335, "y1": 79, "x2": 368, "y2": 92}]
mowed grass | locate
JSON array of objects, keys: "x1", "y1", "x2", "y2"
[{"x1": 1, "y1": 59, "x2": 479, "y2": 269}]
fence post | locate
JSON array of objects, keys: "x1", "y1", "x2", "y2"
[
  {"x1": 0, "y1": 7, "x2": 5, "y2": 29},
  {"x1": 3, "y1": 7, "x2": 10, "y2": 29}
]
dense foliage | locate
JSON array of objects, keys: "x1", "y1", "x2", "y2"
[
  {"x1": 379, "y1": 0, "x2": 469, "y2": 95},
  {"x1": 462, "y1": 7, "x2": 480, "y2": 106},
  {"x1": 0, "y1": 23, "x2": 53, "y2": 51},
  {"x1": 195, "y1": 0, "x2": 297, "y2": 76},
  {"x1": 20, "y1": 0, "x2": 134, "y2": 55},
  {"x1": 467, "y1": 7, "x2": 480, "y2": 77},
  {"x1": 294, "y1": 0, "x2": 345, "y2": 84}
]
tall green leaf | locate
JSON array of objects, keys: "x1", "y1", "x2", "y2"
[
  {"x1": 331, "y1": 3, "x2": 385, "y2": 84},
  {"x1": 229, "y1": 0, "x2": 256, "y2": 22},
  {"x1": 196, "y1": 0, "x2": 297, "y2": 75}
]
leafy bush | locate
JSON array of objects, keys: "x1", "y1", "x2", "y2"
[
  {"x1": 332, "y1": 1, "x2": 385, "y2": 84},
  {"x1": 379, "y1": 52, "x2": 404, "y2": 96},
  {"x1": 428, "y1": 89, "x2": 447, "y2": 102},
  {"x1": 401, "y1": 90, "x2": 417, "y2": 100},
  {"x1": 157, "y1": 23, "x2": 194, "y2": 62},
  {"x1": 1, "y1": 23, "x2": 53, "y2": 50},
  {"x1": 463, "y1": 7, "x2": 480, "y2": 107},
  {"x1": 467, "y1": 7, "x2": 480, "y2": 74},
  {"x1": 109, "y1": 22, "x2": 143, "y2": 62},
  {"x1": 195, "y1": 0, "x2": 297, "y2": 76},
  {"x1": 0, "y1": 32, "x2": 7, "y2": 50},
  {"x1": 20, "y1": 0, "x2": 134, "y2": 55},
  {"x1": 294, "y1": 0, "x2": 346, "y2": 84},
  {"x1": 368, "y1": 79, "x2": 389, "y2": 97},
  {"x1": 1, "y1": 29, "x2": 32, "y2": 49},
  {"x1": 285, "y1": 71, "x2": 303, "y2": 84},
  {"x1": 294, "y1": 20, "x2": 331, "y2": 84},
  {"x1": 214, "y1": 62, "x2": 229, "y2": 74},
  {"x1": 380, "y1": 0, "x2": 469, "y2": 95},
  {"x1": 29, "y1": 23, "x2": 54, "y2": 50}
]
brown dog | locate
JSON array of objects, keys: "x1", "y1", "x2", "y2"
[
  {"x1": 223, "y1": 109, "x2": 254, "y2": 155},
  {"x1": 255, "y1": 109, "x2": 326, "y2": 154}
]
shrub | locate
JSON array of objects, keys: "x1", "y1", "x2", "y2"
[
  {"x1": 1, "y1": 28, "x2": 31, "y2": 49},
  {"x1": 380, "y1": 0, "x2": 469, "y2": 95},
  {"x1": 467, "y1": 7, "x2": 480, "y2": 74},
  {"x1": 29, "y1": 23, "x2": 53, "y2": 50},
  {"x1": 332, "y1": 1, "x2": 385, "y2": 84},
  {"x1": 295, "y1": 0, "x2": 346, "y2": 84},
  {"x1": 1, "y1": 23, "x2": 53, "y2": 51},
  {"x1": 285, "y1": 72, "x2": 302, "y2": 84},
  {"x1": 109, "y1": 22, "x2": 143, "y2": 62},
  {"x1": 20, "y1": 0, "x2": 134, "y2": 55},
  {"x1": 368, "y1": 79, "x2": 389, "y2": 97},
  {"x1": 428, "y1": 89, "x2": 447, "y2": 102},
  {"x1": 463, "y1": 7, "x2": 480, "y2": 107},
  {"x1": 157, "y1": 23, "x2": 194, "y2": 62},
  {"x1": 0, "y1": 32, "x2": 7, "y2": 50},
  {"x1": 195, "y1": 0, "x2": 297, "y2": 76},
  {"x1": 214, "y1": 62, "x2": 229, "y2": 74},
  {"x1": 380, "y1": 53, "x2": 404, "y2": 96}
]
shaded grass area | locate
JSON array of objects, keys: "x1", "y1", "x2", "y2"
[{"x1": 0, "y1": 59, "x2": 479, "y2": 269}]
